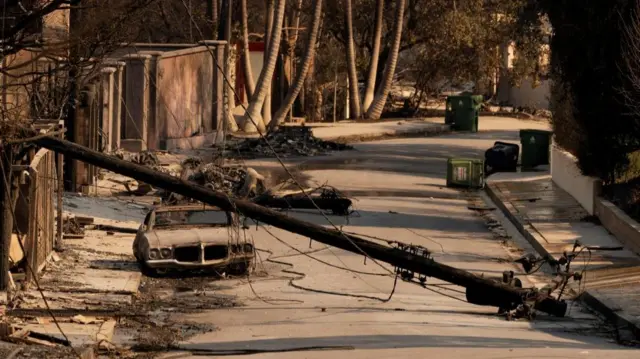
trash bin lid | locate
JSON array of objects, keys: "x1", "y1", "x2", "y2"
[{"x1": 519, "y1": 129, "x2": 552, "y2": 136}]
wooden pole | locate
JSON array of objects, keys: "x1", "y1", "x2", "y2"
[
  {"x1": 56, "y1": 121, "x2": 64, "y2": 248},
  {"x1": 0, "y1": 144, "x2": 13, "y2": 290},
  {"x1": 31, "y1": 136, "x2": 567, "y2": 317}
]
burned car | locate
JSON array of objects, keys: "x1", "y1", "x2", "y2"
[{"x1": 133, "y1": 205, "x2": 254, "y2": 276}]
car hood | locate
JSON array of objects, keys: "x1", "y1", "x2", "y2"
[{"x1": 145, "y1": 227, "x2": 230, "y2": 247}]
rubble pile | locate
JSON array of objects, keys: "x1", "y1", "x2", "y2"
[
  {"x1": 219, "y1": 126, "x2": 353, "y2": 158},
  {"x1": 62, "y1": 217, "x2": 84, "y2": 235},
  {"x1": 162, "y1": 158, "x2": 266, "y2": 204},
  {"x1": 113, "y1": 150, "x2": 177, "y2": 196}
]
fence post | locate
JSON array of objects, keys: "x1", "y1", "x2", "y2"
[
  {"x1": 56, "y1": 121, "x2": 64, "y2": 249},
  {"x1": 0, "y1": 145, "x2": 12, "y2": 290},
  {"x1": 0, "y1": 146, "x2": 20, "y2": 291}
]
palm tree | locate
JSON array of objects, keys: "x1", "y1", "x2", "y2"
[
  {"x1": 242, "y1": 0, "x2": 287, "y2": 133},
  {"x1": 269, "y1": 0, "x2": 323, "y2": 130},
  {"x1": 345, "y1": 0, "x2": 361, "y2": 119},
  {"x1": 262, "y1": 0, "x2": 275, "y2": 129},
  {"x1": 365, "y1": 0, "x2": 405, "y2": 120},
  {"x1": 240, "y1": 0, "x2": 255, "y2": 99},
  {"x1": 362, "y1": 0, "x2": 383, "y2": 112}
]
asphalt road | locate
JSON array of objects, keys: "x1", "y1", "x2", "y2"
[{"x1": 162, "y1": 118, "x2": 638, "y2": 358}]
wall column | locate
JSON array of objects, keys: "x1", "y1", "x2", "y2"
[
  {"x1": 140, "y1": 51, "x2": 163, "y2": 150},
  {"x1": 106, "y1": 60, "x2": 126, "y2": 150},
  {"x1": 121, "y1": 54, "x2": 151, "y2": 152},
  {"x1": 99, "y1": 67, "x2": 116, "y2": 152},
  {"x1": 199, "y1": 40, "x2": 227, "y2": 136}
]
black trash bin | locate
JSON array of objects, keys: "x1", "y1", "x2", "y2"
[{"x1": 484, "y1": 141, "x2": 519, "y2": 176}]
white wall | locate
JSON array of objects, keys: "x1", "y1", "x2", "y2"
[
  {"x1": 551, "y1": 145, "x2": 602, "y2": 215},
  {"x1": 509, "y1": 79, "x2": 550, "y2": 109}
]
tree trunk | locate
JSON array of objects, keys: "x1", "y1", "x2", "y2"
[
  {"x1": 207, "y1": 0, "x2": 219, "y2": 38},
  {"x1": 269, "y1": 0, "x2": 323, "y2": 130},
  {"x1": 362, "y1": 0, "x2": 384, "y2": 112},
  {"x1": 366, "y1": 0, "x2": 405, "y2": 120},
  {"x1": 222, "y1": 0, "x2": 238, "y2": 132},
  {"x1": 240, "y1": 0, "x2": 255, "y2": 98},
  {"x1": 258, "y1": 0, "x2": 276, "y2": 131},
  {"x1": 283, "y1": 0, "x2": 303, "y2": 94},
  {"x1": 344, "y1": 0, "x2": 361, "y2": 119}
]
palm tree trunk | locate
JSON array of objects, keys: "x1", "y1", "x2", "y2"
[
  {"x1": 240, "y1": 0, "x2": 255, "y2": 98},
  {"x1": 282, "y1": 0, "x2": 303, "y2": 118},
  {"x1": 219, "y1": 0, "x2": 238, "y2": 132},
  {"x1": 345, "y1": 0, "x2": 361, "y2": 119},
  {"x1": 362, "y1": 0, "x2": 383, "y2": 112},
  {"x1": 261, "y1": 0, "x2": 275, "y2": 129},
  {"x1": 365, "y1": 0, "x2": 405, "y2": 120},
  {"x1": 269, "y1": 0, "x2": 323, "y2": 130},
  {"x1": 207, "y1": 0, "x2": 219, "y2": 38},
  {"x1": 242, "y1": 0, "x2": 286, "y2": 133}
]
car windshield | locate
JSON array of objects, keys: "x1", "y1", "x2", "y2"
[{"x1": 154, "y1": 210, "x2": 230, "y2": 227}]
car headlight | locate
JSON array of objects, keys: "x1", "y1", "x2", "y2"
[
  {"x1": 243, "y1": 243, "x2": 253, "y2": 253},
  {"x1": 160, "y1": 248, "x2": 172, "y2": 259},
  {"x1": 148, "y1": 248, "x2": 160, "y2": 260}
]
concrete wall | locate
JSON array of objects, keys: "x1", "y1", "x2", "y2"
[
  {"x1": 496, "y1": 41, "x2": 550, "y2": 109},
  {"x1": 595, "y1": 199, "x2": 640, "y2": 255},
  {"x1": 156, "y1": 46, "x2": 214, "y2": 143},
  {"x1": 110, "y1": 41, "x2": 226, "y2": 151},
  {"x1": 42, "y1": 1, "x2": 70, "y2": 42},
  {"x1": 508, "y1": 79, "x2": 550, "y2": 109},
  {"x1": 1, "y1": 50, "x2": 38, "y2": 120},
  {"x1": 108, "y1": 43, "x2": 197, "y2": 58},
  {"x1": 551, "y1": 145, "x2": 602, "y2": 215}
]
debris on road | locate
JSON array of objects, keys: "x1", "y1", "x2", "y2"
[
  {"x1": 253, "y1": 185, "x2": 353, "y2": 215},
  {"x1": 162, "y1": 158, "x2": 267, "y2": 204},
  {"x1": 62, "y1": 216, "x2": 85, "y2": 237},
  {"x1": 114, "y1": 150, "x2": 175, "y2": 196},
  {"x1": 92, "y1": 224, "x2": 137, "y2": 234},
  {"x1": 215, "y1": 126, "x2": 353, "y2": 158}
]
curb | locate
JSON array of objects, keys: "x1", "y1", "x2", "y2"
[
  {"x1": 321, "y1": 124, "x2": 451, "y2": 144},
  {"x1": 485, "y1": 183, "x2": 640, "y2": 339}
]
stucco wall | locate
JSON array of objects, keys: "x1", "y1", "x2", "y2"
[
  {"x1": 156, "y1": 46, "x2": 214, "y2": 140},
  {"x1": 109, "y1": 43, "x2": 197, "y2": 58},
  {"x1": 42, "y1": 3, "x2": 69, "y2": 42},
  {"x1": 1, "y1": 50, "x2": 38, "y2": 119},
  {"x1": 551, "y1": 145, "x2": 602, "y2": 215},
  {"x1": 509, "y1": 78, "x2": 550, "y2": 109}
]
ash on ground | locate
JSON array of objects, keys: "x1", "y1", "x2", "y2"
[{"x1": 215, "y1": 126, "x2": 353, "y2": 159}]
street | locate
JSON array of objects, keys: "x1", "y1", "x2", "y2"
[{"x1": 142, "y1": 117, "x2": 636, "y2": 358}]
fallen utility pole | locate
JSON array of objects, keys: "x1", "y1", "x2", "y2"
[
  {"x1": 32, "y1": 136, "x2": 567, "y2": 317},
  {"x1": 253, "y1": 196, "x2": 353, "y2": 216}
]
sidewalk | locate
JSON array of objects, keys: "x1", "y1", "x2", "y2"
[
  {"x1": 307, "y1": 119, "x2": 449, "y2": 142},
  {"x1": 486, "y1": 173, "x2": 640, "y2": 340},
  {"x1": 6, "y1": 195, "x2": 145, "y2": 348}
]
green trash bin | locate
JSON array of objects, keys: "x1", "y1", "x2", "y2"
[
  {"x1": 519, "y1": 129, "x2": 552, "y2": 169},
  {"x1": 446, "y1": 158, "x2": 485, "y2": 189},
  {"x1": 445, "y1": 94, "x2": 483, "y2": 132}
]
